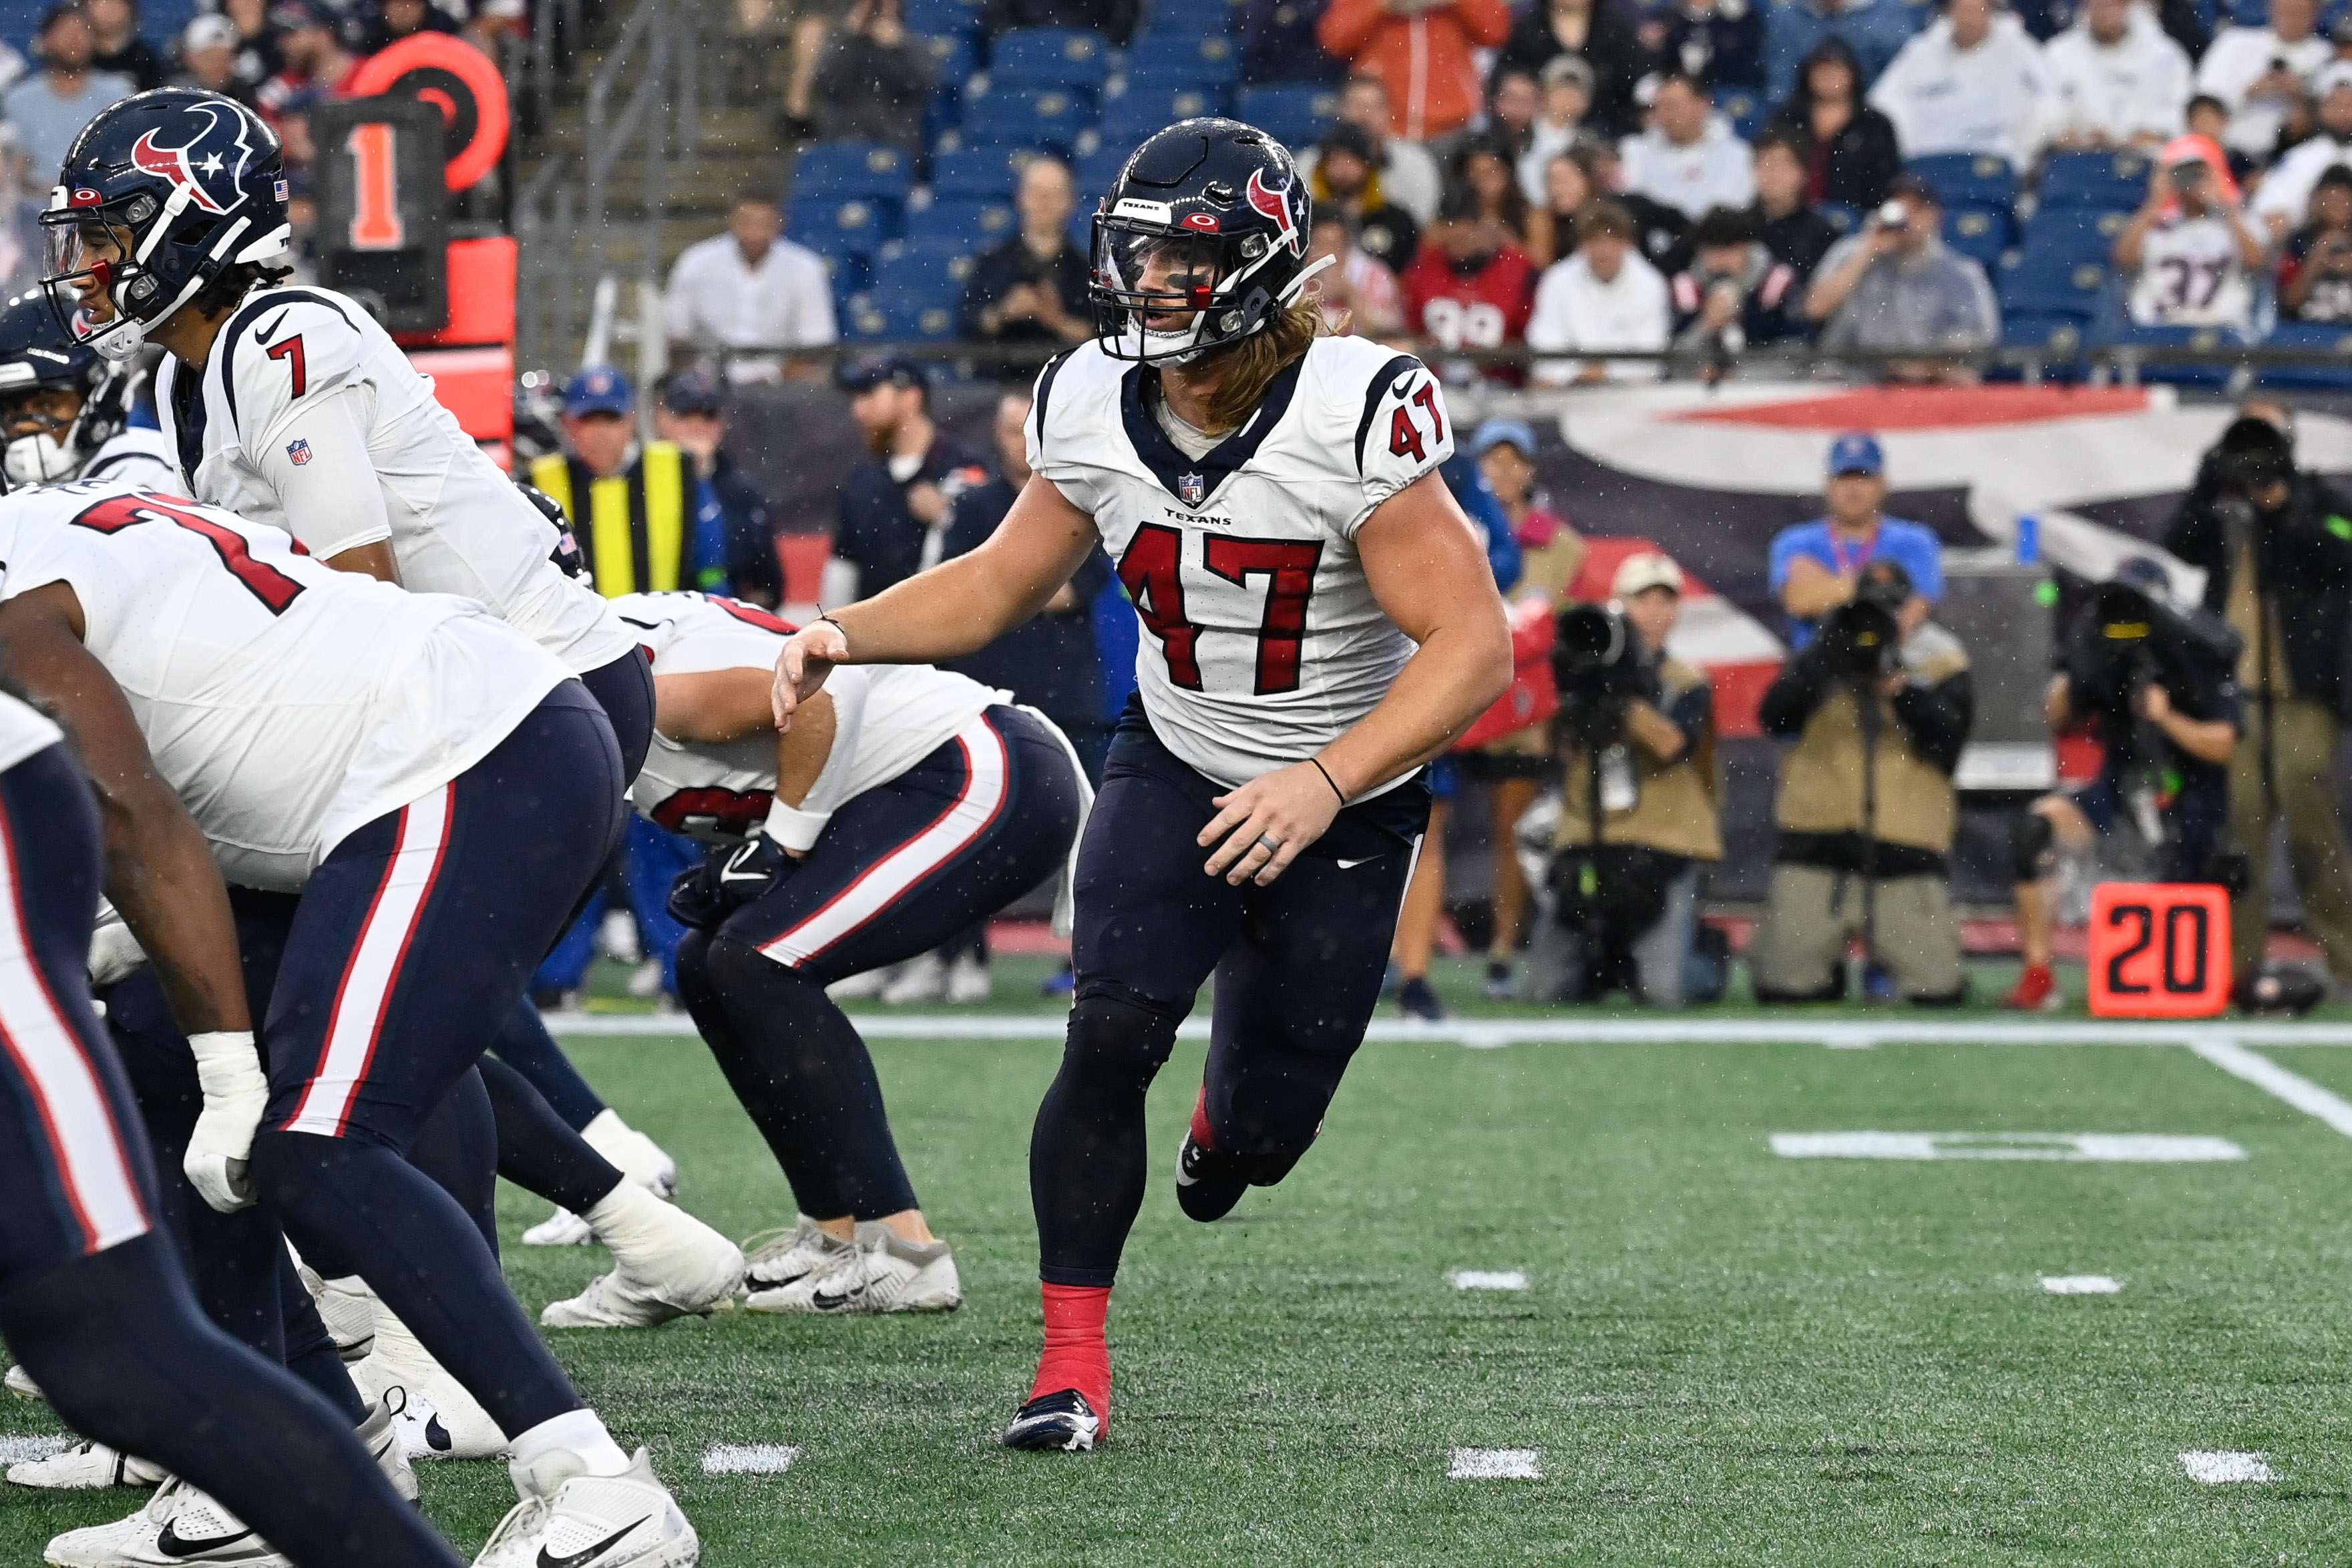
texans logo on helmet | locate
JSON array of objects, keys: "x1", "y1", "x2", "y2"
[
  {"x1": 1245, "y1": 170, "x2": 1304, "y2": 258},
  {"x1": 129, "y1": 105, "x2": 252, "y2": 218}
]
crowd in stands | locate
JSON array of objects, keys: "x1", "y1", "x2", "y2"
[{"x1": 664, "y1": 0, "x2": 2352, "y2": 383}]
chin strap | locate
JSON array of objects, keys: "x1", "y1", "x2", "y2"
[{"x1": 1278, "y1": 252, "x2": 1338, "y2": 308}]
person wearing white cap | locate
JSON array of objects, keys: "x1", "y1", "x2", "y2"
[
  {"x1": 2251, "y1": 61, "x2": 2352, "y2": 234},
  {"x1": 169, "y1": 13, "x2": 249, "y2": 100},
  {"x1": 1523, "y1": 551, "x2": 1727, "y2": 1006}
]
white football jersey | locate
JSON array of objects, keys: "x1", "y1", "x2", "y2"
[
  {"x1": 2127, "y1": 210, "x2": 2256, "y2": 328},
  {"x1": 0, "y1": 481, "x2": 569, "y2": 891},
  {"x1": 612, "y1": 591, "x2": 1006, "y2": 846},
  {"x1": 0, "y1": 689, "x2": 61, "y2": 775},
  {"x1": 79, "y1": 427, "x2": 178, "y2": 489},
  {"x1": 1026, "y1": 335, "x2": 1449, "y2": 793},
  {"x1": 154, "y1": 285, "x2": 635, "y2": 674}
]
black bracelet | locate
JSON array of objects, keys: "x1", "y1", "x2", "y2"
[
  {"x1": 815, "y1": 610, "x2": 846, "y2": 638},
  {"x1": 1311, "y1": 757, "x2": 1345, "y2": 804}
]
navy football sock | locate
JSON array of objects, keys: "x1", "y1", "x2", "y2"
[
  {"x1": 404, "y1": 1068, "x2": 501, "y2": 1257},
  {"x1": 1030, "y1": 989, "x2": 1183, "y2": 1288},
  {"x1": 252, "y1": 1130, "x2": 582, "y2": 1438},
  {"x1": 486, "y1": 998, "x2": 607, "y2": 1131},
  {"x1": 278, "y1": 1258, "x2": 367, "y2": 1423},
  {"x1": 0, "y1": 1235, "x2": 463, "y2": 1568},
  {"x1": 477, "y1": 1056, "x2": 626, "y2": 1214},
  {"x1": 678, "y1": 932, "x2": 919, "y2": 1221}
]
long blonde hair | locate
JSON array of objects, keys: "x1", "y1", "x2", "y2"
[{"x1": 1197, "y1": 297, "x2": 1332, "y2": 433}]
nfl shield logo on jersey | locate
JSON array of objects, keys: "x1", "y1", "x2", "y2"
[
  {"x1": 1177, "y1": 471, "x2": 1205, "y2": 505},
  {"x1": 286, "y1": 438, "x2": 313, "y2": 465}
]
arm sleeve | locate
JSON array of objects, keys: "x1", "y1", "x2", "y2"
[
  {"x1": 254, "y1": 381, "x2": 394, "y2": 562},
  {"x1": 1891, "y1": 668, "x2": 1973, "y2": 774},
  {"x1": 763, "y1": 664, "x2": 872, "y2": 850},
  {"x1": 1757, "y1": 660, "x2": 1826, "y2": 735}
]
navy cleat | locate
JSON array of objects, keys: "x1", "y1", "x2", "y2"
[
  {"x1": 1001, "y1": 1390, "x2": 1101, "y2": 1452},
  {"x1": 1173, "y1": 1125, "x2": 1249, "y2": 1222},
  {"x1": 1396, "y1": 976, "x2": 1446, "y2": 1020}
]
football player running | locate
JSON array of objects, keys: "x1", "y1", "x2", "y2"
[
  {"x1": 0, "y1": 290, "x2": 175, "y2": 489},
  {"x1": 0, "y1": 689, "x2": 464, "y2": 1568},
  {"x1": 0, "y1": 481, "x2": 701, "y2": 1567},
  {"x1": 612, "y1": 590, "x2": 1086, "y2": 1315},
  {"x1": 772, "y1": 119, "x2": 1513, "y2": 1450}
]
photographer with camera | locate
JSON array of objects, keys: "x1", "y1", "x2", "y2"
[
  {"x1": 1770, "y1": 432, "x2": 1944, "y2": 649},
  {"x1": 1521, "y1": 554, "x2": 1726, "y2": 1006},
  {"x1": 1750, "y1": 558, "x2": 1974, "y2": 1003},
  {"x1": 2164, "y1": 411, "x2": 2352, "y2": 993},
  {"x1": 2003, "y1": 559, "x2": 2244, "y2": 1011}
]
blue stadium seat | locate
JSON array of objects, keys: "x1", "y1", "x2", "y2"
[
  {"x1": 787, "y1": 196, "x2": 904, "y2": 257},
  {"x1": 1997, "y1": 248, "x2": 2112, "y2": 317},
  {"x1": 924, "y1": 33, "x2": 978, "y2": 93},
  {"x1": 905, "y1": 0, "x2": 982, "y2": 39},
  {"x1": 1719, "y1": 88, "x2": 1766, "y2": 143},
  {"x1": 1131, "y1": 4, "x2": 1233, "y2": 37},
  {"x1": 1943, "y1": 204, "x2": 2016, "y2": 270},
  {"x1": 2019, "y1": 206, "x2": 2131, "y2": 266},
  {"x1": 2039, "y1": 149, "x2": 2154, "y2": 210},
  {"x1": 1116, "y1": 62, "x2": 1230, "y2": 100},
  {"x1": 841, "y1": 285, "x2": 962, "y2": 343},
  {"x1": 815, "y1": 251, "x2": 871, "y2": 311},
  {"x1": 1098, "y1": 83, "x2": 1225, "y2": 145},
  {"x1": 1904, "y1": 153, "x2": 2017, "y2": 213},
  {"x1": 956, "y1": 85, "x2": 1097, "y2": 152},
  {"x1": 875, "y1": 237, "x2": 982, "y2": 289},
  {"x1": 789, "y1": 142, "x2": 915, "y2": 204},
  {"x1": 2230, "y1": 0, "x2": 2269, "y2": 23},
  {"x1": 2250, "y1": 319, "x2": 2352, "y2": 388},
  {"x1": 2088, "y1": 315, "x2": 2248, "y2": 387},
  {"x1": 1074, "y1": 145, "x2": 1132, "y2": 194},
  {"x1": 1126, "y1": 29, "x2": 1241, "y2": 84},
  {"x1": 2001, "y1": 312, "x2": 2087, "y2": 356},
  {"x1": 863, "y1": 250, "x2": 969, "y2": 316},
  {"x1": 930, "y1": 146, "x2": 1030, "y2": 200},
  {"x1": 910, "y1": 196, "x2": 1020, "y2": 249},
  {"x1": 1233, "y1": 83, "x2": 1342, "y2": 149},
  {"x1": 988, "y1": 27, "x2": 1114, "y2": 91}
]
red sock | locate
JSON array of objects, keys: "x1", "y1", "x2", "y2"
[
  {"x1": 1189, "y1": 1083, "x2": 1215, "y2": 1149},
  {"x1": 1030, "y1": 1283, "x2": 1113, "y2": 1435}
]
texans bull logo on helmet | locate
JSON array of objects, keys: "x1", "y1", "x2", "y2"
[
  {"x1": 1245, "y1": 170, "x2": 1305, "y2": 259},
  {"x1": 124, "y1": 102, "x2": 260, "y2": 218}
]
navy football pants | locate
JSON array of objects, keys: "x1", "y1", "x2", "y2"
[{"x1": 0, "y1": 743, "x2": 461, "y2": 1567}]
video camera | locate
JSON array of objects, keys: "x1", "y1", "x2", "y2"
[
  {"x1": 1809, "y1": 561, "x2": 1912, "y2": 682},
  {"x1": 2062, "y1": 569, "x2": 2242, "y2": 731},
  {"x1": 1552, "y1": 604, "x2": 1659, "y2": 747}
]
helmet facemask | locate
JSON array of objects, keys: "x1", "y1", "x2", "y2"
[
  {"x1": 1091, "y1": 213, "x2": 1330, "y2": 366},
  {"x1": 42, "y1": 189, "x2": 268, "y2": 361}
]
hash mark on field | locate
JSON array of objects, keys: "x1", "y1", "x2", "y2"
[
  {"x1": 1772, "y1": 1132, "x2": 2245, "y2": 1162},
  {"x1": 2187, "y1": 1038, "x2": 2352, "y2": 1139},
  {"x1": 1450, "y1": 1448, "x2": 1541, "y2": 1480},
  {"x1": 1448, "y1": 1270, "x2": 1527, "y2": 1291},
  {"x1": 702, "y1": 1444, "x2": 801, "y2": 1475},
  {"x1": 0, "y1": 1435, "x2": 67, "y2": 1463},
  {"x1": 2041, "y1": 1275, "x2": 2122, "y2": 1294},
  {"x1": 2180, "y1": 1450, "x2": 2278, "y2": 1483}
]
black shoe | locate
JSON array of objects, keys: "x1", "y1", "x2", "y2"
[
  {"x1": 1173, "y1": 1127, "x2": 1248, "y2": 1222},
  {"x1": 1397, "y1": 976, "x2": 1446, "y2": 1020},
  {"x1": 1002, "y1": 1389, "x2": 1101, "y2": 1451}
]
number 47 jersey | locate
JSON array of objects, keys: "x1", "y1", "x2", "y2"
[{"x1": 1028, "y1": 335, "x2": 1453, "y2": 795}]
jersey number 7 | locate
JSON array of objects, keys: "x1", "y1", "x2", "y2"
[
  {"x1": 1119, "y1": 524, "x2": 1322, "y2": 696},
  {"x1": 71, "y1": 492, "x2": 307, "y2": 614}
]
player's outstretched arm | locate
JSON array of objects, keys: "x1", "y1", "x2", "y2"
[
  {"x1": 1199, "y1": 469, "x2": 1514, "y2": 886},
  {"x1": 656, "y1": 666, "x2": 845, "y2": 835},
  {"x1": 0, "y1": 584, "x2": 252, "y2": 1037},
  {"x1": 772, "y1": 473, "x2": 1098, "y2": 729}
]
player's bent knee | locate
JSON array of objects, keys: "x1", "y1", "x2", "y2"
[{"x1": 1064, "y1": 988, "x2": 1184, "y2": 1085}]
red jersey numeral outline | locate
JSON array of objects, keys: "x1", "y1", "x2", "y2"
[
  {"x1": 69, "y1": 492, "x2": 307, "y2": 614},
  {"x1": 1118, "y1": 525, "x2": 1322, "y2": 697},
  {"x1": 266, "y1": 333, "x2": 307, "y2": 397}
]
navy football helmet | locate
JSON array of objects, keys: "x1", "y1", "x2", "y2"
[
  {"x1": 1089, "y1": 118, "x2": 1330, "y2": 365},
  {"x1": 39, "y1": 89, "x2": 290, "y2": 361},
  {"x1": 0, "y1": 290, "x2": 134, "y2": 488}
]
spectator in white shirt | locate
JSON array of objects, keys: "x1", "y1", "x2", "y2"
[
  {"x1": 1618, "y1": 73, "x2": 1756, "y2": 220},
  {"x1": 1868, "y1": 0, "x2": 2048, "y2": 168},
  {"x1": 664, "y1": 194, "x2": 839, "y2": 385},
  {"x1": 1527, "y1": 197, "x2": 1672, "y2": 383},
  {"x1": 2252, "y1": 61, "x2": 2352, "y2": 234},
  {"x1": 2195, "y1": 0, "x2": 2329, "y2": 158},
  {"x1": 2040, "y1": 0, "x2": 2193, "y2": 153},
  {"x1": 2116, "y1": 146, "x2": 2266, "y2": 328}
]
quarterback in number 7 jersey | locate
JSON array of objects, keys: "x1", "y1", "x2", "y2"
[{"x1": 769, "y1": 118, "x2": 1512, "y2": 1454}]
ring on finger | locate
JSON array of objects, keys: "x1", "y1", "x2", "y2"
[{"x1": 1257, "y1": 834, "x2": 1283, "y2": 853}]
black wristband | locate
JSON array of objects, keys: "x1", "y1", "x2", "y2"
[{"x1": 1311, "y1": 757, "x2": 1345, "y2": 804}]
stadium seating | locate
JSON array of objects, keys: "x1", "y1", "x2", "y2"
[
  {"x1": 788, "y1": 142, "x2": 915, "y2": 205},
  {"x1": 2088, "y1": 315, "x2": 2247, "y2": 387},
  {"x1": 1999, "y1": 311, "x2": 2087, "y2": 365},
  {"x1": 875, "y1": 236, "x2": 982, "y2": 286},
  {"x1": 930, "y1": 146, "x2": 1032, "y2": 200},
  {"x1": 843, "y1": 286, "x2": 964, "y2": 343},
  {"x1": 1997, "y1": 248, "x2": 2112, "y2": 319},
  {"x1": 2039, "y1": 149, "x2": 2154, "y2": 210},
  {"x1": 954, "y1": 85, "x2": 1097, "y2": 153},
  {"x1": 1098, "y1": 83, "x2": 1225, "y2": 146},
  {"x1": 910, "y1": 196, "x2": 1020, "y2": 250},
  {"x1": 904, "y1": 0, "x2": 982, "y2": 41},
  {"x1": 1125, "y1": 31, "x2": 1240, "y2": 87},
  {"x1": 987, "y1": 27, "x2": 1114, "y2": 91},
  {"x1": 1943, "y1": 204, "x2": 2017, "y2": 270},
  {"x1": 2246, "y1": 319, "x2": 2352, "y2": 388},
  {"x1": 1904, "y1": 154, "x2": 2017, "y2": 214},
  {"x1": 2017, "y1": 206, "x2": 2130, "y2": 267},
  {"x1": 1719, "y1": 89, "x2": 1767, "y2": 144},
  {"x1": 1233, "y1": 84, "x2": 1342, "y2": 150},
  {"x1": 787, "y1": 196, "x2": 904, "y2": 257}
]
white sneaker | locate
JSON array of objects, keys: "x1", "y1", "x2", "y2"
[
  {"x1": 357, "y1": 1390, "x2": 421, "y2": 1505},
  {"x1": 540, "y1": 1183, "x2": 745, "y2": 1328},
  {"x1": 825, "y1": 968, "x2": 889, "y2": 1000},
  {"x1": 44, "y1": 1479, "x2": 286, "y2": 1567},
  {"x1": 8, "y1": 1442, "x2": 166, "y2": 1491},
  {"x1": 522, "y1": 1207, "x2": 596, "y2": 1246},
  {"x1": 944, "y1": 954, "x2": 992, "y2": 1004},
  {"x1": 623, "y1": 959, "x2": 666, "y2": 999},
  {"x1": 351, "y1": 1308, "x2": 508, "y2": 1461},
  {"x1": 879, "y1": 953, "x2": 948, "y2": 1004},
  {"x1": 294, "y1": 1265, "x2": 377, "y2": 1362},
  {"x1": 597, "y1": 910, "x2": 642, "y2": 965},
  {"x1": 473, "y1": 1448, "x2": 696, "y2": 1568},
  {"x1": 7, "y1": 1362, "x2": 41, "y2": 1399},
  {"x1": 740, "y1": 1216, "x2": 831, "y2": 1292},
  {"x1": 580, "y1": 1110, "x2": 677, "y2": 1199},
  {"x1": 747, "y1": 1224, "x2": 960, "y2": 1314}
]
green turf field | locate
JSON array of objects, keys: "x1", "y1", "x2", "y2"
[{"x1": 11, "y1": 955, "x2": 2352, "y2": 1564}]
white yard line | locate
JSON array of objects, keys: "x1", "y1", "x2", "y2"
[
  {"x1": 701, "y1": 1443, "x2": 801, "y2": 1475},
  {"x1": 2180, "y1": 1450, "x2": 2278, "y2": 1483},
  {"x1": 2041, "y1": 1275, "x2": 2122, "y2": 1294},
  {"x1": 1448, "y1": 1270, "x2": 1528, "y2": 1291},
  {"x1": 1449, "y1": 1448, "x2": 1542, "y2": 1479},
  {"x1": 553, "y1": 1014, "x2": 2352, "y2": 1048},
  {"x1": 2187, "y1": 1036, "x2": 2352, "y2": 1139}
]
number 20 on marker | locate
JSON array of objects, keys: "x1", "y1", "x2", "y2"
[{"x1": 2087, "y1": 882, "x2": 2231, "y2": 1018}]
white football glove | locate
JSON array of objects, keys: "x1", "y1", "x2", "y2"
[
  {"x1": 185, "y1": 1030, "x2": 268, "y2": 1213},
  {"x1": 85, "y1": 903, "x2": 148, "y2": 990}
]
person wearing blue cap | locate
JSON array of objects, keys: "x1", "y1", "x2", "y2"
[
  {"x1": 530, "y1": 365, "x2": 729, "y2": 604},
  {"x1": 1767, "y1": 430, "x2": 1943, "y2": 651},
  {"x1": 656, "y1": 369, "x2": 783, "y2": 607}
]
